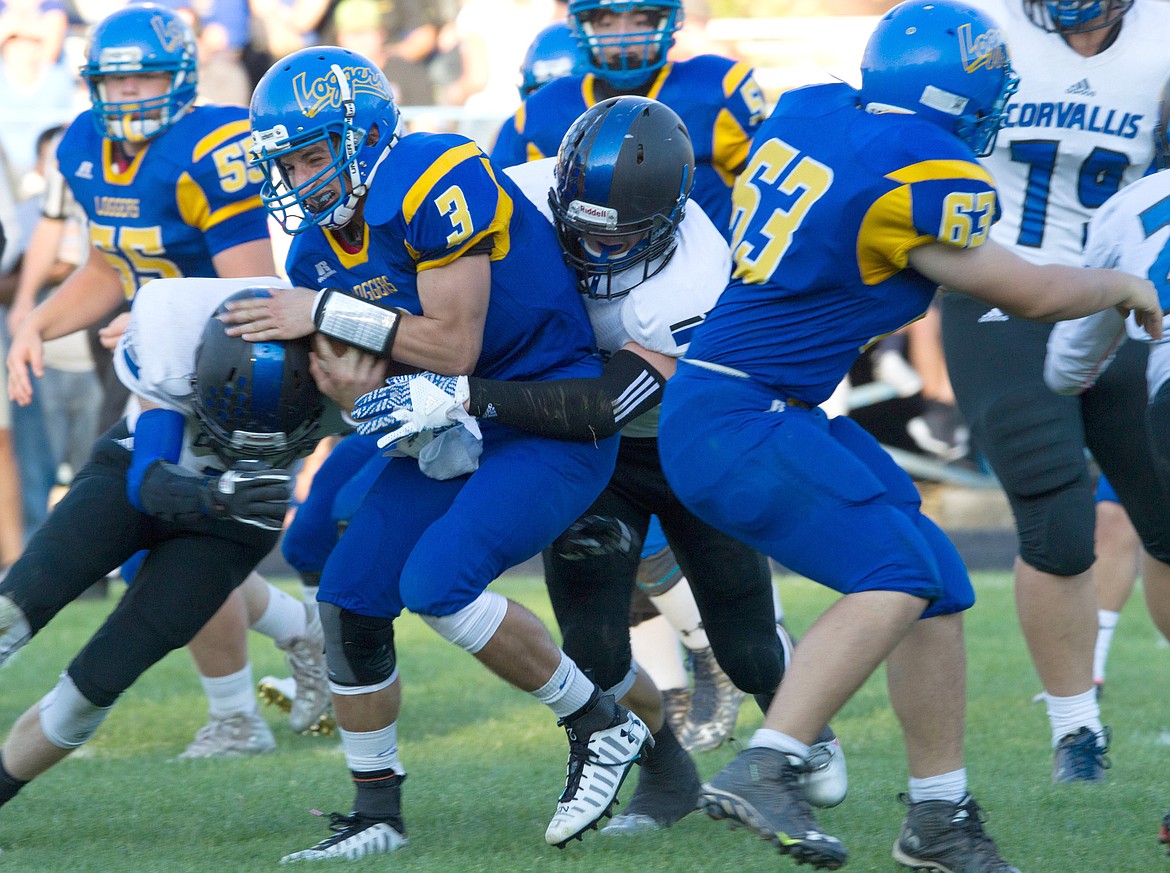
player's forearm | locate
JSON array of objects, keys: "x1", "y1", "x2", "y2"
[
  {"x1": 26, "y1": 264, "x2": 124, "y2": 341},
  {"x1": 11, "y1": 219, "x2": 66, "y2": 312},
  {"x1": 465, "y1": 349, "x2": 667, "y2": 440}
]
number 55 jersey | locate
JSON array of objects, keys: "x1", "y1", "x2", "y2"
[
  {"x1": 684, "y1": 81, "x2": 997, "y2": 404},
  {"x1": 55, "y1": 104, "x2": 270, "y2": 298},
  {"x1": 979, "y1": 0, "x2": 1170, "y2": 265}
]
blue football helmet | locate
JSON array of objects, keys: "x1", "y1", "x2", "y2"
[
  {"x1": 860, "y1": 0, "x2": 1019, "y2": 158},
  {"x1": 568, "y1": 0, "x2": 683, "y2": 88},
  {"x1": 1023, "y1": 0, "x2": 1132, "y2": 33},
  {"x1": 551, "y1": 95, "x2": 693, "y2": 299},
  {"x1": 192, "y1": 288, "x2": 324, "y2": 468},
  {"x1": 249, "y1": 46, "x2": 401, "y2": 234},
  {"x1": 80, "y1": 3, "x2": 198, "y2": 143},
  {"x1": 520, "y1": 22, "x2": 584, "y2": 99}
]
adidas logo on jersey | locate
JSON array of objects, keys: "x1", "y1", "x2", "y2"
[
  {"x1": 1065, "y1": 78, "x2": 1095, "y2": 97},
  {"x1": 76, "y1": 161, "x2": 94, "y2": 179},
  {"x1": 978, "y1": 308, "x2": 1010, "y2": 323},
  {"x1": 315, "y1": 261, "x2": 337, "y2": 282}
]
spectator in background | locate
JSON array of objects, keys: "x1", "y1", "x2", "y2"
[
  {"x1": 24, "y1": 127, "x2": 99, "y2": 489},
  {"x1": 242, "y1": 0, "x2": 329, "y2": 86},
  {"x1": 668, "y1": 0, "x2": 736, "y2": 61},
  {"x1": 0, "y1": 147, "x2": 22, "y2": 567},
  {"x1": 176, "y1": 0, "x2": 253, "y2": 105},
  {"x1": 0, "y1": 0, "x2": 67, "y2": 68},
  {"x1": 445, "y1": 0, "x2": 560, "y2": 147},
  {"x1": 0, "y1": 12, "x2": 77, "y2": 181},
  {"x1": 331, "y1": 0, "x2": 438, "y2": 107},
  {"x1": 0, "y1": 139, "x2": 56, "y2": 541}
]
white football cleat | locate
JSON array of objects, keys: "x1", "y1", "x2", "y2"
[{"x1": 799, "y1": 729, "x2": 848, "y2": 808}]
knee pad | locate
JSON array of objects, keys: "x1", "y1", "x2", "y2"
[
  {"x1": 1148, "y1": 382, "x2": 1170, "y2": 486},
  {"x1": 0, "y1": 596, "x2": 31, "y2": 668},
  {"x1": 635, "y1": 547, "x2": 683, "y2": 597},
  {"x1": 419, "y1": 590, "x2": 507, "y2": 654},
  {"x1": 1015, "y1": 485, "x2": 1096, "y2": 577},
  {"x1": 39, "y1": 671, "x2": 112, "y2": 749},
  {"x1": 319, "y1": 601, "x2": 398, "y2": 687},
  {"x1": 704, "y1": 618, "x2": 785, "y2": 697},
  {"x1": 980, "y1": 388, "x2": 1085, "y2": 499}
]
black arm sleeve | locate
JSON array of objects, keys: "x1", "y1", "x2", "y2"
[{"x1": 465, "y1": 348, "x2": 667, "y2": 441}]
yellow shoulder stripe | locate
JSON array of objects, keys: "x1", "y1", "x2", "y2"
[
  {"x1": 885, "y1": 159, "x2": 993, "y2": 186},
  {"x1": 192, "y1": 119, "x2": 250, "y2": 163},
  {"x1": 402, "y1": 141, "x2": 484, "y2": 224},
  {"x1": 418, "y1": 156, "x2": 514, "y2": 271},
  {"x1": 722, "y1": 61, "x2": 752, "y2": 98},
  {"x1": 856, "y1": 184, "x2": 933, "y2": 286}
]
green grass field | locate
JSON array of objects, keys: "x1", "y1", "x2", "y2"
[{"x1": 0, "y1": 571, "x2": 1167, "y2": 872}]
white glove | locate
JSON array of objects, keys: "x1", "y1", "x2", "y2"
[{"x1": 351, "y1": 372, "x2": 479, "y2": 449}]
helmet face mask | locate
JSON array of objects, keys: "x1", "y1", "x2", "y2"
[
  {"x1": 551, "y1": 95, "x2": 694, "y2": 299},
  {"x1": 860, "y1": 0, "x2": 1018, "y2": 158},
  {"x1": 568, "y1": 0, "x2": 683, "y2": 88},
  {"x1": 80, "y1": 3, "x2": 198, "y2": 143},
  {"x1": 249, "y1": 47, "x2": 400, "y2": 234},
  {"x1": 192, "y1": 289, "x2": 324, "y2": 468},
  {"x1": 1023, "y1": 0, "x2": 1132, "y2": 34}
]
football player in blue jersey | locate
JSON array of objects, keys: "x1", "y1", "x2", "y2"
[
  {"x1": 940, "y1": 0, "x2": 1170, "y2": 786},
  {"x1": 519, "y1": 20, "x2": 584, "y2": 100},
  {"x1": 351, "y1": 95, "x2": 847, "y2": 831},
  {"x1": 223, "y1": 46, "x2": 648, "y2": 861},
  {"x1": 4, "y1": 3, "x2": 329, "y2": 755},
  {"x1": 652, "y1": 2, "x2": 1161, "y2": 870},
  {"x1": 0, "y1": 279, "x2": 327, "y2": 840},
  {"x1": 490, "y1": 0, "x2": 765, "y2": 240}
]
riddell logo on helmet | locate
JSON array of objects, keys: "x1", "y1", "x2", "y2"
[
  {"x1": 957, "y1": 23, "x2": 1008, "y2": 73},
  {"x1": 568, "y1": 200, "x2": 618, "y2": 229},
  {"x1": 293, "y1": 67, "x2": 391, "y2": 118}
]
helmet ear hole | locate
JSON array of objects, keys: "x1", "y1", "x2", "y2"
[{"x1": 192, "y1": 287, "x2": 324, "y2": 468}]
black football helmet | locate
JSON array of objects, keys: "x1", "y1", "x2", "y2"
[
  {"x1": 550, "y1": 95, "x2": 694, "y2": 299},
  {"x1": 192, "y1": 288, "x2": 324, "y2": 467},
  {"x1": 1023, "y1": 0, "x2": 1132, "y2": 34}
]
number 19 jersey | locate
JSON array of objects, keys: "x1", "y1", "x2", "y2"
[{"x1": 980, "y1": 0, "x2": 1170, "y2": 265}]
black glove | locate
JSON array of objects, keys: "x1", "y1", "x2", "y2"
[
  {"x1": 201, "y1": 460, "x2": 293, "y2": 530},
  {"x1": 555, "y1": 515, "x2": 640, "y2": 561}
]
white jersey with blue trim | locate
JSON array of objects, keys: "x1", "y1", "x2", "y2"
[
  {"x1": 1046, "y1": 169, "x2": 1170, "y2": 397},
  {"x1": 114, "y1": 276, "x2": 290, "y2": 470},
  {"x1": 981, "y1": 0, "x2": 1170, "y2": 266},
  {"x1": 504, "y1": 157, "x2": 732, "y2": 436}
]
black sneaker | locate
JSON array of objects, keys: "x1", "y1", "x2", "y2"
[
  {"x1": 280, "y1": 811, "x2": 407, "y2": 862},
  {"x1": 1052, "y1": 726, "x2": 1110, "y2": 783},
  {"x1": 545, "y1": 693, "x2": 652, "y2": 847},
  {"x1": 700, "y1": 747, "x2": 847, "y2": 869},
  {"x1": 602, "y1": 727, "x2": 701, "y2": 834},
  {"x1": 893, "y1": 793, "x2": 1019, "y2": 872}
]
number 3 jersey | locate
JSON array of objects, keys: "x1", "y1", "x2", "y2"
[
  {"x1": 284, "y1": 132, "x2": 599, "y2": 383},
  {"x1": 55, "y1": 104, "x2": 270, "y2": 298},
  {"x1": 980, "y1": 0, "x2": 1170, "y2": 265},
  {"x1": 685, "y1": 82, "x2": 998, "y2": 404}
]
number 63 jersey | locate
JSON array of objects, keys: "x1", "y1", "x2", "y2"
[
  {"x1": 684, "y1": 82, "x2": 997, "y2": 405},
  {"x1": 980, "y1": 0, "x2": 1170, "y2": 265},
  {"x1": 56, "y1": 104, "x2": 270, "y2": 298}
]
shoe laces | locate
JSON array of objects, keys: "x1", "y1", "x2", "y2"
[{"x1": 1060, "y1": 727, "x2": 1111, "y2": 780}]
